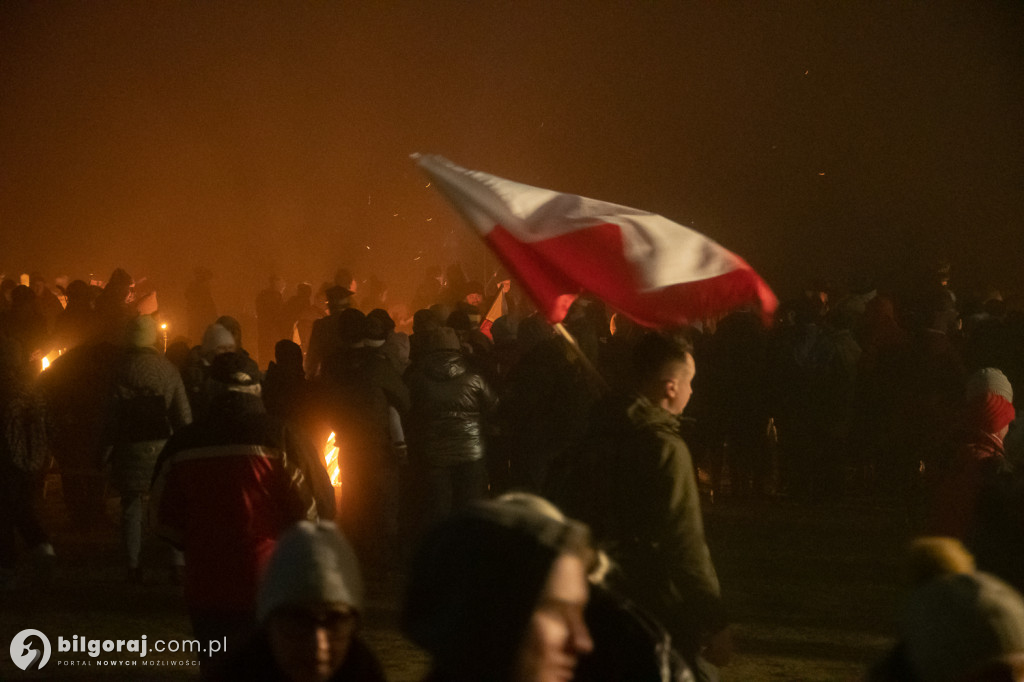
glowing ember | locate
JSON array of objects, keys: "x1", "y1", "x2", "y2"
[
  {"x1": 41, "y1": 357, "x2": 50, "y2": 371},
  {"x1": 323, "y1": 432, "x2": 342, "y2": 488}
]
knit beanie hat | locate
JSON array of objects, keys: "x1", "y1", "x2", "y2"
[
  {"x1": 966, "y1": 368, "x2": 1013, "y2": 404},
  {"x1": 201, "y1": 323, "x2": 236, "y2": 356},
  {"x1": 215, "y1": 316, "x2": 243, "y2": 349},
  {"x1": 963, "y1": 368, "x2": 1015, "y2": 434},
  {"x1": 901, "y1": 572, "x2": 1024, "y2": 682},
  {"x1": 126, "y1": 315, "x2": 159, "y2": 348},
  {"x1": 402, "y1": 500, "x2": 591, "y2": 679},
  {"x1": 257, "y1": 521, "x2": 364, "y2": 622}
]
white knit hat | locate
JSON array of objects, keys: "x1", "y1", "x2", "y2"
[
  {"x1": 257, "y1": 521, "x2": 364, "y2": 622},
  {"x1": 965, "y1": 368, "x2": 1013, "y2": 404}
]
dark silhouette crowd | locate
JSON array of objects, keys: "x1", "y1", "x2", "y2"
[{"x1": 1, "y1": 259, "x2": 1023, "y2": 682}]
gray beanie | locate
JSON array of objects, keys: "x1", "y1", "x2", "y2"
[
  {"x1": 257, "y1": 521, "x2": 364, "y2": 622},
  {"x1": 201, "y1": 323, "x2": 236, "y2": 356},
  {"x1": 965, "y1": 368, "x2": 1013, "y2": 404},
  {"x1": 901, "y1": 572, "x2": 1024, "y2": 682}
]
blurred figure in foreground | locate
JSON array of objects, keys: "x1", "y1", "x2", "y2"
[
  {"x1": 403, "y1": 499, "x2": 595, "y2": 682},
  {"x1": 866, "y1": 537, "x2": 1024, "y2": 682},
  {"x1": 498, "y1": 493, "x2": 696, "y2": 682},
  {"x1": 218, "y1": 521, "x2": 386, "y2": 681}
]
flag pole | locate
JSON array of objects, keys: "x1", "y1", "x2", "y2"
[{"x1": 553, "y1": 322, "x2": 609, "y2": 394}]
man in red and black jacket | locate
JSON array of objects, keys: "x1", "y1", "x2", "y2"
[{"x1": 152, "y1": 350, "x2": 328, "y2": 670}]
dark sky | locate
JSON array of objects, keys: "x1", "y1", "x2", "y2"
[{"x1": 2, "y1": 1, "x2": 1022, "y2": 318}]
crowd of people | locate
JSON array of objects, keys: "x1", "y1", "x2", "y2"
[{"x1": 1, "y1": 260, "x2": 1023, "y2": 681}]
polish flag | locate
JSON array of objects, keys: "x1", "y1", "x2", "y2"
[
  {"x1": 479, "y1": 287, "x2": 507, "y2": 340},
  {"x1": 415, "y1": 154, "x2": 777, "y2": 328}
]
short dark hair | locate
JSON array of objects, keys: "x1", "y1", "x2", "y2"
[{"x1": 632, "y1": 332, "x2": 693, "y2": 386}]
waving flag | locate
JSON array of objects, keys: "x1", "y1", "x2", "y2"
[{"x1": 415, "y1": 154, "x2": 777, "y2": 328}]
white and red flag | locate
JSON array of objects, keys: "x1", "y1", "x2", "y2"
[{"x1": 415, "y1": 154, "x2": 777, "y2": 328}]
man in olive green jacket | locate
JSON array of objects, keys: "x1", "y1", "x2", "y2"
[{"x1": 556, "y1": 332, "x2": 730, "y2": 678}]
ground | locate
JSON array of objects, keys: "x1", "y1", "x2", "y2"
[{"x1": 0, "y1": 482, "x2": 913, "y2": 681}]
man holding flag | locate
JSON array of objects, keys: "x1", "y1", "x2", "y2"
[{"x1": 415, "y1": 153, "x2": 762, "y2": 677}]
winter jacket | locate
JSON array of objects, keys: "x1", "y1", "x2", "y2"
[
  {"x1": 553, "y1": 394, "x2": 724, "y2": 660},
  {"x1": 322, "y1": 344, "x2": 410, "y2": 454},
  {"x1": 929, "y1": 431, "x2": 1011, "y2": 540},
  {"x1": 152, "y1": 392, "x2": 318, "y2": 613},
  {"x1": 405, "y1": 350, "x2": 497, "y2": 467},
  {"x1": 930, "y1": 432, "x2": 1024, "y2": 592},
  {"x1": 106, "y1": 346, "x2": 191, "y2": 492}
]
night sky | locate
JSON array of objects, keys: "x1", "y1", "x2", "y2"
[{"x1": 2, "y1": 1, "x2": 1022, "y2": 319}]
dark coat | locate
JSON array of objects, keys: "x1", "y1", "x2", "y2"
[
  {"x1": 106, "y1": 346, "x2": 192, "y2": 492},
  {"x1": 405, "y1": 350, "x2": 497, "y2": 467},
  {"x1": 322, "y1": 344, "x2": 410, "y2": 453}
]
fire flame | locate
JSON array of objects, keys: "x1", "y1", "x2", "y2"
[{"x1": 323, "y1": 432, "x2": 342, "y2": 488}]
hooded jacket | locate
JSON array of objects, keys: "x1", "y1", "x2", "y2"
[{"x1": 405, "y1": 349, "x2": 497, "y2": 467}]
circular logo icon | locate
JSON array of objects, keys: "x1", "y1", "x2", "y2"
[{"x1": 10, "y1": 629, "x2": 51, "y2": 671}]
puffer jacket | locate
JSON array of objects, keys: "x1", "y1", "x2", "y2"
[
  {"x1": 106, "y1": 346, "x2": 192, "y2": 492},
  {"x1": 405, "y1": 350, "x2": 497, "y2": 467}
]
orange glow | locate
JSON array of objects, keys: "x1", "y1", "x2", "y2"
[{"x1": 323, "y1": 432, "x2": 342, "y2": 488}]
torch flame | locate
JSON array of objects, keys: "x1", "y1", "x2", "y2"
[{"x1": 323, "y1": 432, "x2": 342, "y2": 488}]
